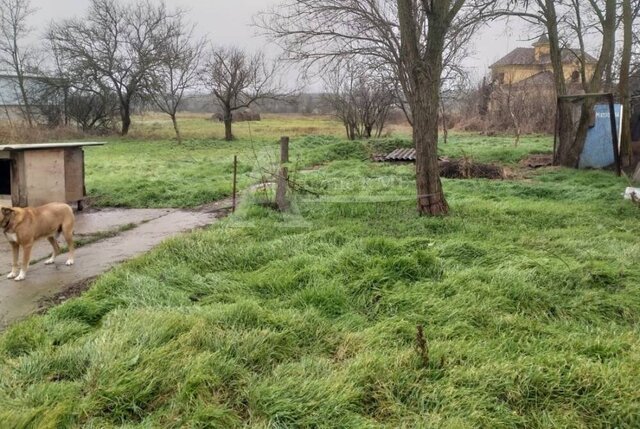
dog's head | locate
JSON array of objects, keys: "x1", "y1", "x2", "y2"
[{"x1": 0, "y1": 207, "x2": 15, "y2": 229}]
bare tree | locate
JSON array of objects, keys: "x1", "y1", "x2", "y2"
[
  {"x1": 618, "y1": 0, "x2": 640, "y2": 165},
  {"x1": 259, "y1": 0, "x2": 500, "y2": 216},
  {"x1": 201, "y1": 46, "x2": 284, "y2": 141},
  {"x1": 66, "y1": 90, "x2": 120, "y2": 133},
  {"x1": 567, "y1": 0, "x2": 617, "y2": 164},
  {"x1": 324, "y1": 67, "x2": 359, "y2": 140},
  {"x1": 145, "y1": 21, "x2": 205, "y2": 143},
  {"x1": 503, "y1": 0, "x2": 618, "y2": 167},
  {"x1": 48, "y1": 0, "x2": 182, "y2": 136},
  {"x1": 0, "y1": 0, "x2": 37, "y2": 126},
  {"x1": 487, "y1": 76, "x2": 556, "y2": 136},
  {"x1": 323, "y1": 63, "x2": 395, "y2": 140}
]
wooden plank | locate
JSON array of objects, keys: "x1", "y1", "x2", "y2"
[
  {"x1": 24, "y1": 149, "x2": 66, "y2": 206},
  {"x1": 10, "y1": 151, "x2": 26, "y2": 207},
  {"x1": 0, "y1": 142, "x2": 105, "y2": 151},
  {"x1": 276, "y1": 137, "x2": 289, "y2": 211},
  {"x1": 64, "y1": 148, "x2": 84, "y2": 202}
]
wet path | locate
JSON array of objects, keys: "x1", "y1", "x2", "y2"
[{"x1": 0, "y1": 205, "x2": 229, "y2": 330}]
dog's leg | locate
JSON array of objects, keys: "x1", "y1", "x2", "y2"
[
  {"x1": 7, "y1": 242, "x2": 19, "y2": 279},
  {"x1": 63, "y1": 224, "x2": 75, "y2": 266},
  {"x1": 45, "y1": 237, "x2": 61, "y2": 265},
  {"x1": 15, "y1": 243, "x2": 32, "y2": 281}
]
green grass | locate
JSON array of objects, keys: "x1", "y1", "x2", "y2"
[
  {"x1": 84, "y1": 133, "x2": 404, "y2": 209},
  {"x1": 2, "y1": 123, "x2": 640, "y2": 427},
  {"x1": 85, "y1": 138, "x2": 258, "y2": 208},
  {"x1": 85, "y1": 116, "x2": 546, "y2": 209},
  {"x1": 127, "y1": 113, "x2": 355, "y2": 141}
]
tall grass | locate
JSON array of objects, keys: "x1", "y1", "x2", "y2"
[{"x1": 2, "y1": 131, "x2": 639, "y2": 427}]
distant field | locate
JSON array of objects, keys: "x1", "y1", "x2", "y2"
[
  {"x1": 85, "y1": 114, "x2": 550, "y2": 208},
  {"x1": 2, "y1": 117, "x2": 639, "y2": 427},
  {"x1": 128, "y1": 112, "x2": 414, "y2": 141}
]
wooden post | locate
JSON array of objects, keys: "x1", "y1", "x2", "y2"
[
  {"x1": 607, "y1": 93, "x2": 622, "y2": 177},
  {"x1": 276, "y1": 136, "x2": 290, "y2": 211},
  {"x1": 553, "y1": 98, "x2": 560, "y2": 164},
  {"x1": 232, "y1": 155, "x2": 238, "y2": 213}
]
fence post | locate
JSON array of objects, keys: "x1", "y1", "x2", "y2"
[{"x1": 276, "y1": 136, "x2": 290, "y2": 211}]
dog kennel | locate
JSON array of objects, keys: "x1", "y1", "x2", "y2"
[{"x1": 0, "y1": 142, "x2": 104, "y2": 209}]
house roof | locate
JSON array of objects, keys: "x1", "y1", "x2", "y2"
[
  {"x1": 533, "y1": 35, "x2": 549, "y2": 46},
  {"x1": 490, "y1": 47, "x2": 597, "y2": 68},
  {"x1": 513, "y1": 70, "x2": 555, "y2": 87}
]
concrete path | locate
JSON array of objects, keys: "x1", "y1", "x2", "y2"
[
  {"x1": 0, "y1": 208, "x2": 173, "y2": 270},
  {"x1": 0, "y1": 205, "x2": 229, "y2": 330}
]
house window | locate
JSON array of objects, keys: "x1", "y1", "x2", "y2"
[{"x1": 571, "y1": 70, "x2": 580, "y2": 83}]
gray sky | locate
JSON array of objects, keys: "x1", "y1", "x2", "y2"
[{"x1": 31, "y1": 0, "x2": 532, "y2": 89}]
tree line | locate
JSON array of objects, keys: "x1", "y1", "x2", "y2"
[
  {"x1": 0, "y1": 0, "x2": 288, "y2": 143},
  {"x1": 2, "y1": 0, "x2": 639, "y2": 216},
  {"x1": 258, "y1": 0, "x2": 640, "y2": 215}
]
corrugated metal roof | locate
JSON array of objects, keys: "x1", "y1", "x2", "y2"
[
  {"x1": 381, "y1": 149, "x2": 452, "y2": 164},
  {"x1": 385, "y1": 148, "x2": 416, "y2": 161},
  {"x1": 0, "y1": 142, "x2": 105, "y2": 151}
]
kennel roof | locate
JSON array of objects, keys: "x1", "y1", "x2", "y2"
[{"x1": 0, "y1": 142, "x2": 105, "y2": 151}]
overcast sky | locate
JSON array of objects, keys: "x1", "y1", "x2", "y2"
[{"x1": 30, "y1": 0, "x2": 533, "y2": 89}]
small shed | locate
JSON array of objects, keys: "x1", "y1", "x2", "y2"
[{"x1": 0, "y1": 142, "x2": 105, "y2": 209}]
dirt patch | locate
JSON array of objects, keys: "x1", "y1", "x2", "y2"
[
  {"x1": 376, "y1": 150, "x2": 507, "y2": 180},
  {"x1": 195, "y1": 197, "x2": 234, "y2": 214},
  {"x1": 521, "y1": 154, "x2": 554, "y2": 169},
  {"x1": 37, "y1": 276, "x2": 97, "y2": 313},
  {"x1": 439, "y1": 158, "x2": 506, "y2": 180}
]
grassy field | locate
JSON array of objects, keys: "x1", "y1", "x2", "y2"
[
  {"x1": 85, "y1": 113, "x2": 415, "y2": 208},
  {"x1": 85, "y1": 113, "x2": 547, "y2": 208},
  {"x1": 2, "y1": 117, "x2": 640, "y2": 428}
]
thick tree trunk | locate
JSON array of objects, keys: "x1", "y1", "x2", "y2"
[
  {"x1": 224, "y1": 119, "x2": 233, "y2": 141},
  {"x1": 223, "y1": 107, "x2": 233, "y2": 141},
  {"x1": 171, "y1": 113, "x2": 182, "y2": 144},
  {"x1": 397, "y1": 0, "x2": 449, "y2": 216},
  {"x1": 555, "y1": 102, "x2": 577, "y2": 166},
  {"x1": 619, "y1": 0, "x2": 633, "y2": 166},
  {"x1": 543, "y1": 0, "x2": 575, "y2": 166},
  {"x1": 120, "y1": 103, "x2": 131, "y2": 136},
  {"x1": 413, "y1": 89, "x2": 448, "y2": 216}
]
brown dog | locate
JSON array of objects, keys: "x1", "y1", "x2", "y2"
[{"x1": 1, "y1": 203, "x2": 75, "y2": 281}]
